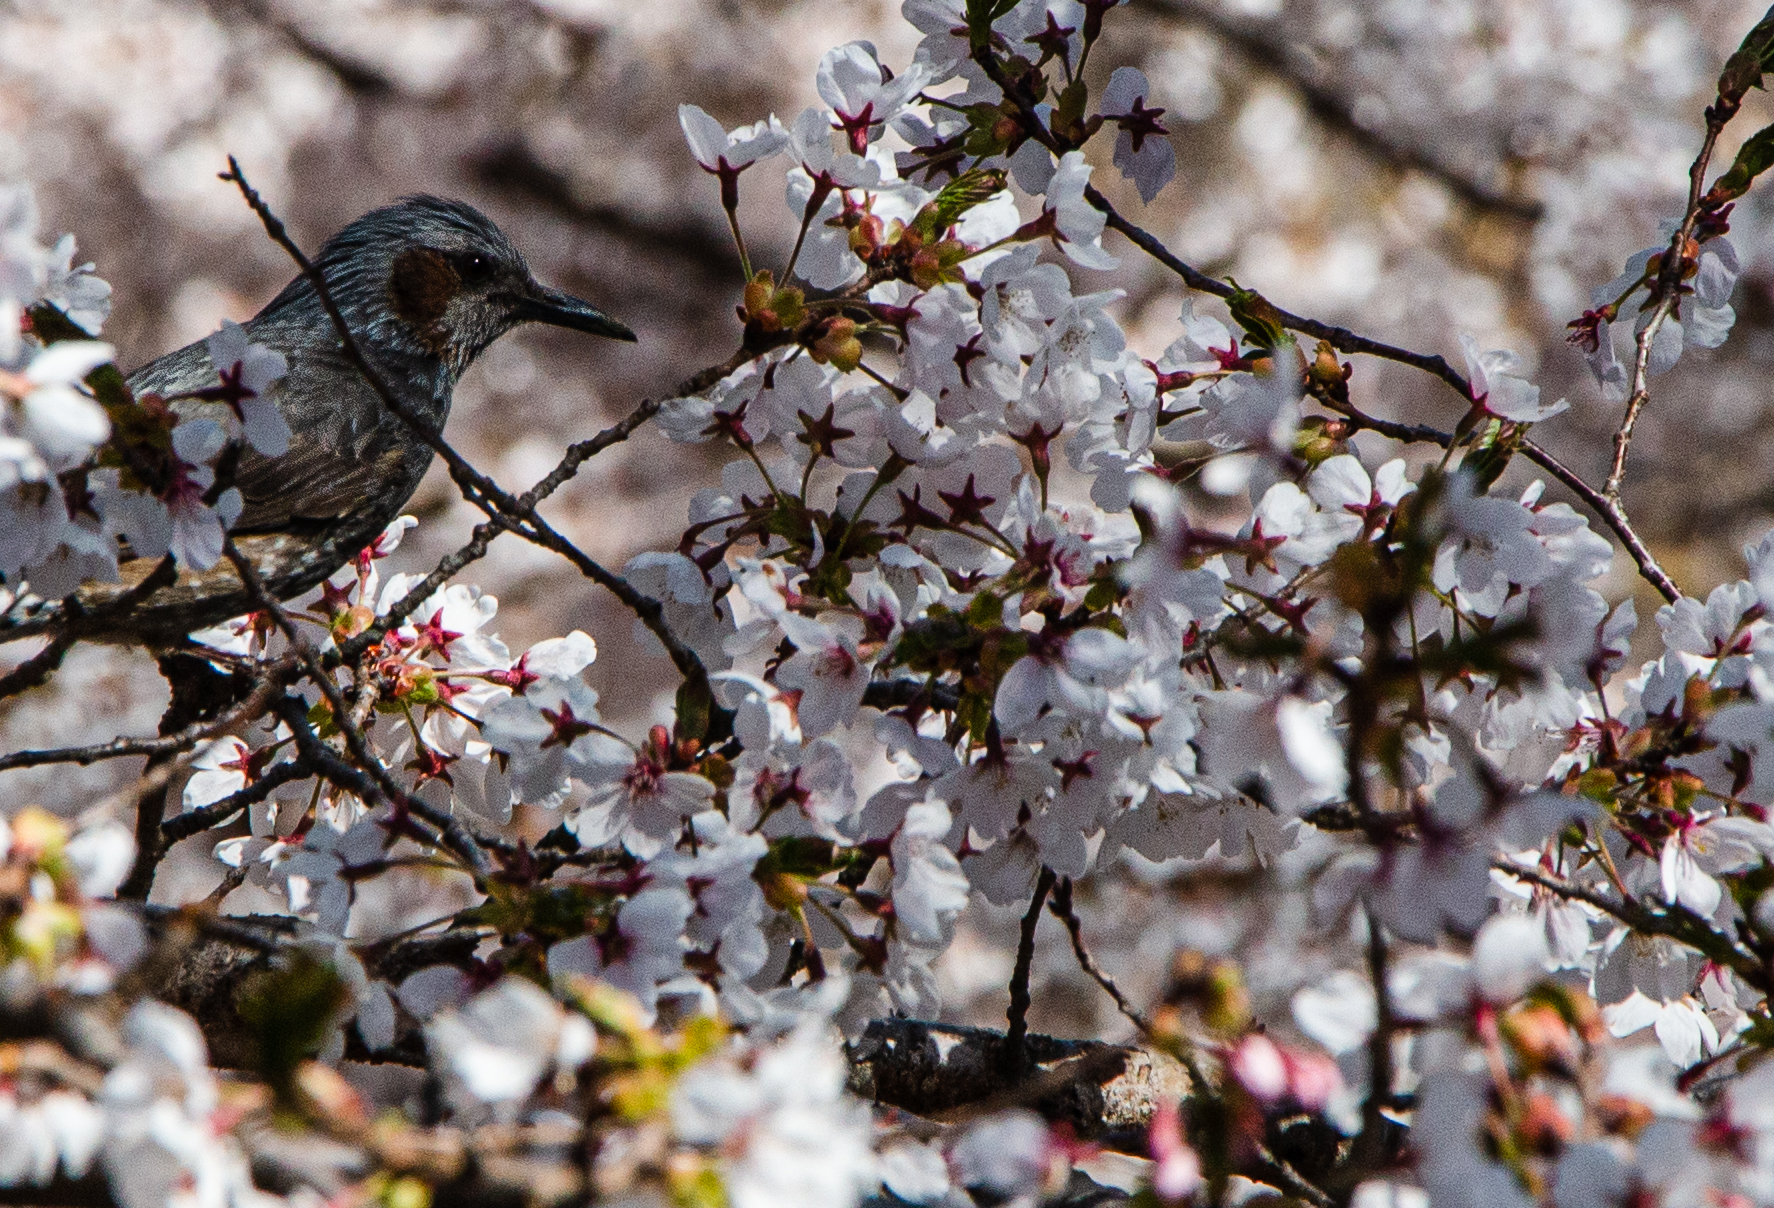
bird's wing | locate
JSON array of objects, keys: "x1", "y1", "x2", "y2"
[{"x1": 126, "y1": 336, "x2": 426, "y2": 535}]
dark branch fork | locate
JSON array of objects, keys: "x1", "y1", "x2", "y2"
[
  {"x1": 222, "y1": 537, "x2": 493, "y2": 881},
  {"x1": 1086, "y1": 183, "x2": 1685, "y2": 603}
]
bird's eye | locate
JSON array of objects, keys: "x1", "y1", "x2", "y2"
[{"x1": 455, "y1": 252, "x2": 494, "y2": 284}]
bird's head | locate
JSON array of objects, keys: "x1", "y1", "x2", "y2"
[{"x1": 285, "y1": 196, "x2": 635, "y2": 378}]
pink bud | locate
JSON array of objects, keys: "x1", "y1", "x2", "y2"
[
  {"x1": 1283, "y1": 1049, "x2": 1343, "y2": 1112},
  {"x1": 1230, "y1": 1034, "x2": 1288, "y2": 1103},
  {"x1": 1146, "y1": 1100, "x2": 1203, "y2": 1202}
]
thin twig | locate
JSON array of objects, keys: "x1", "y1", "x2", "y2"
[
  {"x1": 114, "y1": 674, "x2": 297, "y2": 894},
  {"x1": 0, "y1": 633, "x2": 75, "y2": 704},
  {"x1": 159, "y1": 758, "x2": 312, "y2": 844},
  {"x1": 340, "y1": 379, "x2": 722, "y2": 665},
  {"x1": 1047, "y1": 876, "x2": 1150, "y2": 1034},
  {"x1": 1346, "y1": 903, "x2": 1396, "y2": 1177},
  {"x1": 0, "y1": 663, "x2": 293, "y2": 773},
  {"x1": 339, "y1": 513, "x2": 513, "y2": 663},
  {"x1": 118, "y1": 652, "x2": 265, "y2": 899},
  {"x1": 225, "y1": 539, "x2": 491, "y2": 881},
  {"x1": 1006, "y1": 866, "x2": 1057, "y2": 1071},
  {"x1": 1073, "y1": 153, "x2": 1689, "y2": 602},
  {"x1": 1519, "y1": 441, "x2": 1682, "y2": 602},
  {"x1": 1317, "y1": 392, "x2": 1682, "y2": 602},
  {"x1": 202, "y1": 862, "x2": 250, "y2": 907},
  {"x1": 508, "y1": 516, "x2": 711, "y2": 688},
  {"x1": 983, "y1": 45, "x2": 1363, "y2": 386},
  {"x1": 1254, "y1": 1145, "x2": 1335, "y2": 1208},
  {"x1": 1603, "y1": 110, "x2": 1733, "y2": 500},
  {"x1": 268, "y1": 693, "x2": 449, "y2": 853},
  {"x1": 1499, "y1": 860, "x2": 1765, "y2": 991},
  {"x1": 1088, "y1": 184, "x2": 1473, "y2": 393}
]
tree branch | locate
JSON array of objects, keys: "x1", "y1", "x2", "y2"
[
  {"x1": 159, "y1": 759, "x2": 313, "y2": 844},
  {"x1": 336, "y1": 392, "x2": 668, "y2": 662},
  {"x1": 1007, "y1": 866, "x2": 1058, "y2": 1071},
  {"x1": 1498, "y1": 860, "x2": 1766, "y2": 991},
  {"x1": 223, "y1": 540, "x2": 492, "y2": 881},
  {"x1": 0, "y1": 633, "x2": 76, "y2": 703},
  {"x1": 0, "y1": 659, "x2": 294, "y2": 773},
  {"x1": 1517, "y1": 441, "x2": 1682, "y2": 602},
  {"x1": 1048, "y1": 876, "x2": 1150, "y2": 1034},
  {"x1": 1604, "y1": 108, "x2": 1734, "y2": 499}
]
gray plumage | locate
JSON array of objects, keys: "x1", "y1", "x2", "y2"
[{"x1": 4, "y1": 196, "x2": 633, "y2": 644}]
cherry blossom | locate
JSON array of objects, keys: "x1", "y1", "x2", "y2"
[
  {"x1": 425, "y1": 978, "x2": 595, "y2": 1119},
  {"x1": 199, "y1": 320, "x2": 290, "y2": 456},
  {"x1": 678, "y1": 105, "x2": 788, "y2": 175},
  {"x1": 815, "y1": 42, "x2": 929, "y2": 156},
  {"x1": 890, "y1": 794, "x2": 969, "y2": 946},
  {"x1": 1460, "y1": 334, "x2": 1567, "y2": 423},
  {"x1": 672, "y1": 1022, "x2": 875, "y2": 1208},
  {"x1": 1100, "y1": 67, "x2": 1175, "y2": 203},
  {"x1": 1040, "y1": 152, "x2": 1117, "y2": 270},
  {"x1": 12, "y1": 7, "x2": 1774, "y2": 1206}
]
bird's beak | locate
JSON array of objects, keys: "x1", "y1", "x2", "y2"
[{"x1": 515, "y1": 285, "x2": 637, "y2": 342}]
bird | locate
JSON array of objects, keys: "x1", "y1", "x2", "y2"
[{"x1": 3, "y1": 195, "x2": 635, "y2": 645}]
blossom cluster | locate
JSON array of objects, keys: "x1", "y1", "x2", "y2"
[
  {"x1": 0, "y1": 187, "x2": 292, "y2": 596},
  {"x1": 11, "y1": 2, "x2": 1774, "y2": 1208}
]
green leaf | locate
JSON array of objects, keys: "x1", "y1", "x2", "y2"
[
  {"x1": 1054, "y1": 79, "x2": 1090, "y2": 131},
  {"x1": 964, "y1": 0, "x2": 1022, "y2": 47},
  {"x1": 753, "y1": 835, "x2": 863, "y2": 880},
  {"x1": 1462, "y1": 419, "x2": 1520, "y2": 492},
  {"x1": 674, "y1": 675, "x2": 714, "y2": 743},
  {"x1": 1709, "y1": 122, "x2": 1774, "y2": 203},
  {"x1": 957, "y1": 688, "x2": 991, "y2": 745},
  {"x1": 889, "y1": 607, "x2": 979, "y2": 673},
  {"x1": 1083, "y1": 576, "x2": 1119, "y2": 611},
  {"x1": 910, "y1": 167, "x2": 1009, "y2": 240},
  {"x1": 1224, "y1": 280, "x2": 1291, "y2": 352},
  {"x1": 1718, "y1": 7, "x2": 1774, "y2": 104}
]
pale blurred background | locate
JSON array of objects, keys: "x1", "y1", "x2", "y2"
[{"x1": 1, "y1": 0, "x2": 1770, "y2": 1038}]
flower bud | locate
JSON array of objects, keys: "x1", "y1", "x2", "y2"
[
  {"x1": 809, "y1": 318, "x2": 863, "y2": 372},
  {"x1": 740, "y1": 271, "x2": 805, "y2": 333}
]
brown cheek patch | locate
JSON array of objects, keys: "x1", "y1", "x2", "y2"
[{"x1": 389, "y1": 248, "x2": 459, "y2": 352}]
